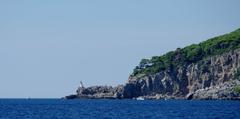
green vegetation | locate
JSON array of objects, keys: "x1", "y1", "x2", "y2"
[
  {"x1": 133, "y1": 28, "x2": 240, "y2": 76},
  {"x1": 234, "y1": 68, "x2": 240, "y2": 80},
  {"x1": 234, "y1": 85, "x2": 240, "y2": 93}
]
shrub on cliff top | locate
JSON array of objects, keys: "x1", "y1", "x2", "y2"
[
  {"x1": 234, "y1": 86, "x2": 240, "y2": 93},
  {"x1": 234, "y1": 68, "x2": 240, "y2": 80}
]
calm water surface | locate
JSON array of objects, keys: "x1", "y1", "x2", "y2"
[{"x1": 0, "y1": 99, "x2": 239, "y2": 119}]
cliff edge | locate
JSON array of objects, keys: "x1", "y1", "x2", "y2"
[{"x1": 65, "y1": 28, "x2": 240, "y2": 100}]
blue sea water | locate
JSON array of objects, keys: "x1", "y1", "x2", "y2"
[{"x1": 0, "y1": 99, "x2": 239, "y2": 119}]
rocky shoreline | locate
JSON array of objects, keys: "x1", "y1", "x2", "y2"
[
  {"x1": 65, "y1": 29, "x2": 240, "y2": 100},
  {"x1": 65, "y1": 80, "x2": 240, "y2": 100},
  {"x1": 187, "y1": 80, "x2": 240, "y2": 100},
  {"x1": 65, "y1": 49, "x2": 240, "y2": 100}
]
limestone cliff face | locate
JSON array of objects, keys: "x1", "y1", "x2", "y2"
[
  {"x1": 65, "y1": 49, "x2": 240, "y2": 100},
  {"x1": 65, "y1": 29, "x2": 240, "y2": 100},
  {"x1": 122, "y1": 49, "x2": 240, "y2": 99},
  {"x1": 72, "y1": 85, "x2": 124, "y2": 99}
]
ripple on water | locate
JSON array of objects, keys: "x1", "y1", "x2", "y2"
[{"x1": 0, "y1": 99, "x2": 239, "y2": 119}]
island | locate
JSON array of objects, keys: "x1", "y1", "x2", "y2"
[{"x1": 65, "y1": 28, "x2": 240, "y2": 100}]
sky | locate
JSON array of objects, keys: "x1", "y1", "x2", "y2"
[{"x1": 0, "y1": 0, "x2": 240, "y2": 98}]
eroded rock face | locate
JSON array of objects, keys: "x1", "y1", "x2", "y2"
[
  {"x1": 189, "y1": 80, "x2": 240, "y2": 100},
  {"x1": 122, "y1": 49, "x2": 240, "y2": 99},
  {"x1": 73, "y1": 85, "x2": 124, "y2": 99},
  {"x1": 65, "y1": 49, "x2": 240, "y2": 100}
]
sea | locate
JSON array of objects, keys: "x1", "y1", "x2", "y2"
[{"x1": 0, "y1": 99, "x2": 239, "y2": 119}]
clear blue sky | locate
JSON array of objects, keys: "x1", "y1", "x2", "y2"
[{"x1": 0, "y1": 0, "x2": 240, "y2": 98}]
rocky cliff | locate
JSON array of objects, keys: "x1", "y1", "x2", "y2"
[
  {"x1": 122, "y1": 49, "x2": 240, "y2": 100},
  {"x1": 65, "y1": 28, "x2": 240, "y2": 100}
]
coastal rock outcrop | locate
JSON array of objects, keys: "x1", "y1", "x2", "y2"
[
  {"x1": 67, "y1": 84, "x2": 124, "y2": 99},
  {"x1": 122, "y1": 49, "x2": 240, "y2": 99},
  {"x1": 65, "y1": 28, "x2": 240, "y2": 100},
  {"x1": 188, "y1": 80, "x2": 240, "y2": 100},
  {"x1": 65, "y1": 49, "x2": 240, "y2": 100}
]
